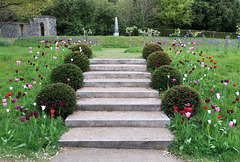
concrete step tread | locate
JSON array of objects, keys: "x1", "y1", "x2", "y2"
[
  {"x1": 66, "y1": 111, "x2": 169, "y2": 120},
  {"x1": 77, "y1": 87, "x2": 157, "y2": 92},
  {"x1": 90, "y1": 64, "x2": 146, "y2": 67},
  {"x1": 90, "y1": 59, "x2": 146, "y2": 64},
  {"x1": 84, "y1": 78, "x2": 151, "y2": 82},
  {"x1": 84, "y1": 71, "x2": 151, "y2": 74},
  {"x1": 59, "y1": 127, "x2": 173, "y2": 140},
  {"x1": 77, "y1": 98, "x2": 160, "y2": 105}
]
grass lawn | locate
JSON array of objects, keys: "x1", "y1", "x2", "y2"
[{"x1": 0, "y1": 35, "x2": 240, "y2": 161}]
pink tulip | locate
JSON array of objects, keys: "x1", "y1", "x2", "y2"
[
  {"x1": 29, "y1": 47, "x2": 32, "y2": 50},
  {"x1": 40, "y1": 40, "x2": 44, "y2": 43},
  {"x1": 33, "y1": 81, "x2": 36, "y2": 85},
  {"x1": 67, "y1": 78, "x2": 70, "y2": 82},
  {"x1": 53, "y1": 57, "x2": 57, "y2": 60},
  {"x1": 2, "y1": 99, "x2": 7, "y2": 103},
  {"x1": 16, "y1": 61, "x2": 21, "y2": 66},
  {"x1": 3, "y1": 103, "x2": 7, "y2": 107},
  {"x1": 201, "y1": 62, "x2": 204, "y2": 65},
  {"x1": 172, "y1": 79, "x2": 176, "y2": 82},
  {"x1": 29, "y1": 51, "x2": 33, "y2": 54},
  {"x1": 28, "y1": 85, "x2": 32, "y2": 89},
  {"x1": 176, "y1": 51, "x2": 180, "y2": 54},
  {"x1": 201, "y1": 65, "x2": 204, "y2": 68},
  {"x1": 185, "y1": 112, "x2": 191, "y2": 117},
  {"x1": 187, "y1": 50, "x2": 190, "y2": 53},
  {"x1": 229, "y1": 122, "x2": 233, "y2": 127},
  {"x1": 15, "y1": 78, "x2": 19, "y2": 82},
  {"x1": 224, "y1": 82, "x2": 228, "y2": 86},
  {"x1": 215, "y1": 107, "x2": 220, "y2": 112}
]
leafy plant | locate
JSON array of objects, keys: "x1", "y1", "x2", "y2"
[
  {"x1": 147, "y1": 51, "x2": 171, "y2": 71},
  {"x1": 50, "y1": 64, "x2": 84, "y2": 91},
  {"x1": 142, "y1": 43, "x2": 164, "y2": 59}
]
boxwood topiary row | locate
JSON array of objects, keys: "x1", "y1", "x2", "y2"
[
  {"x1": 142, "y1": 43, "x2": 201, "y2": 116},
  {"x1": 35, "y1": 43, "x2": 92, "y2": 119}
]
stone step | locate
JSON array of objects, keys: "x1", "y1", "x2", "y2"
[
  {"x1": 83, "y1": 71, "x2": 151, "y2": 79},
  {"x1": 77, "y1": 98, "x2": 161, "y2": 111},
  {"x1": 90, "y1": 59, "x2": 146, "y2": 64},
  {"x1": 65, "y1": 111, "x2": 169, "y2": 128},
  {"x1": 77, "y1": 87, "x2": 159, "y2": 98},
  {"x1": 83, "y1": 78, "x2": 151, "y2": 87},
  {"x1": 90, "y1": 64, "x2": 147, "y2": 71},
  {"x1": 58, "y1": 127, "x2": 173, "y2": 149}
]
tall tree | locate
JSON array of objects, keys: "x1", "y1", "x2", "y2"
[
  {"x1": 191, "y1": 0, "x2": 239, "y2": 32},
  {"x1": 157, "y1": 0, "x2": 193, "y2": 29}
]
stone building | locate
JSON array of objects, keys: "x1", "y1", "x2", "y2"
[{"x1": 0, "y1": 16, "x2": 57, "y2": 38}]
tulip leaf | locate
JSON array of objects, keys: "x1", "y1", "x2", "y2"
[
  {"x1": 13, "y1": 143, "x2": 26, "y2": 150},
  {"x1": 233, "y1": 147, "x2": 239, "y2": 153}
]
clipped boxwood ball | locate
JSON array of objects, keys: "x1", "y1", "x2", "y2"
[
  {"x1": 50, "y1": 64, "x2": 84, "y2": 91},
  {"x1": 72, "y1": 43, "x2": 93, "y2": 58},
  {"x1": 151, "y1": 65, "x2": 181, "y2": 91},
  {"x1": 161, "y1": 85, "x2": 201, "y2": 116},
  {"x1": 147, "y1": 51, "x2": 171, "y2": 71},
  {"x1": 142, "y1": 43, "x2": 164, "y2": 59},
  {"x1": 64, "y1": 51, "x2": 90, "y2": 72},
  {"x1": 35, "y1": 83, "x2": 76, "y2": 119}
]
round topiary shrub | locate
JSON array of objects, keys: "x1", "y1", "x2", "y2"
[
  {"x1": 142, "y1": 43, "x2": 164, "y2": 59},
  {"x1": 50, "y1": 64, "x2": 84, "y2": 91},
  {"x1": 72, "y1": 43, "x2": 93, "y2": 58},
  {"x1": 64, "y1": 51, "x2": 90, "y2": 72},
  {"x1": 161, "y1": 85, "x2": 201, "y2": 116},
  {"x1": 151, "y1": 65, "x2": 182, "y2": 91},
  {"x1": 147, "y1": 51, "x2": 171, "y2": 71},
  {"x1": 35, "y1": 83, "x2": 76, "y2": 119}
]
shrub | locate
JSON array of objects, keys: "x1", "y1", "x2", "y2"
[
  {"x1": 50, "y1": 64, "x2": 84, "y2": 91},
  {"x1": 147, "y1": 51, "x2": 171, "y2": 71},
  {"x1": 72, "y1": 43, "x2": 93, "y2": 58},
  {"x1": 151, "y1": 65, "x2": 181, "y2": 90},
  {"x1": 64, "y1": 51, "x2": 90, "y2": 72},
  {"x1": 35, "y1": 83, "x2": 76, "y2": 119},
  {"x1": 142, "y1": 43, "x2": 164, "y2": 59},
  {"x1": 161, "y1": 85, "x2": 201, "y2": 116}
]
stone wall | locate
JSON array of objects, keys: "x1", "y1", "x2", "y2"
[{"x1": 0, "y1": 16, "x2": 57, "y2": 38}]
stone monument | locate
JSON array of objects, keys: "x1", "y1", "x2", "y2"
[{"x1": 113, "y1": 17, "x2": 119, "y2": 36}]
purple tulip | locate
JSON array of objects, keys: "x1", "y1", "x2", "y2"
[
  {"x1": 194, "y1": 81, "x2": 198, "y2": 85},
  {"x1": 20, "y1": 117, "x2": 25, "y2": 122},
  {"x1": 9, "y1": 78, "x2": 12, "y2": 82},
  {"x1": 185, "y1": 103, "x2": 191, "y2": 107},
  {"x1": 190, "y1": 81, "x2": 192, "y2": 84},
  {"x1": 31, "y1": 77, "x2": 34, "y2": 80},
  {"x1": 210, "y1": 66, "x2": 213, "y2": 69},
  {"x1": 11, "y1": 98, "x2": 16, "y2": 103},
  {"x1": 67, "y1": 78, "x2": 70, "y2": 82},
  {"x1": 26, "y1": 83, "x2": 29, "y2": 87},
  {"x1": 172, "y1": 79, "x2": 176, "y2": 82},
  {"x1": 16, "y1": 105, "x2": 21, "y2": 110}
]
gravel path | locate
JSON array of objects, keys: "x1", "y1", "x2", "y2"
[{"x1": 50, "y1": 147, "x2": 183, "y2": 162}]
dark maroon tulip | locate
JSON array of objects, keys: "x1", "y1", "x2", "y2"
[{"x1": 26, "y1": 115, "x2": 30, "y2": 120}]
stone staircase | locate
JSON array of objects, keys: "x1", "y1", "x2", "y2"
[{"x1": 58, "y1": 59, "x2": 173, "y2": 149}]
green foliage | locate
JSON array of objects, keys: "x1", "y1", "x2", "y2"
[
  {"x1": 147, "y1": 51, "x2": 171, "y2": 71},
  {"x1": 157, "y1": 0, "x2": 193, "y2": 29},
  {"x1": 42, "y1": 0, "x2": 116, "y2": 35},
  {"x1": 142, "y1": 43, "x2": 164, "y2": 59},
  {"x1": 0, "y1": 40, "x2": 10, "y2": 46},
  {"x1": 151, "y1": 65, "x2": 181, "y2": 91},
  {"x1": 64, "y1": 51, "x2": 90, "y2": 72},
  {"x1": 50, "y1": 64, "x2": 84, "y2": 91},
  {"x1": 161, "y1": 85, "x2": 201, "y2": 116},
  {"x1": 72, "y1": 43, "x2": 93, "y2": 59},
  {"x1": 126, "y1": 26, "x2": 138, "y2": 36},
  {"x1": 116, "y1": 0, "x2": 159, "y2": 35},
  {"x1": 35, "y1": 83, "x2": 76, "y2": 119},
  {"x1": 191, "y1": 0, "x2": 239, "y2": 32}
]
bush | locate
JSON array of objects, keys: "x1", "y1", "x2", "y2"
[
  {"x1": 147, "y1": 51, "x2": 171, "y2": 71},
  {"x1": 161, "y1": 85, "x2": 201, "y2": 116},
  {"x1": 64, "y1": 51, "x2": 90, "y2": 72},
  {"x1": 35, "y1": 83, "x2": 76, "y2": 119},
  {"x1": 142, "y1": 43, "x2": 164, "y2": 59},
  {"x1": 151, "y1": 65, "x2": 181, "y2": 90},
  {"x1": 72, "y1": 43, "x2": 93, "y2": 58},
  {"x1": 50, "y1": 64, "x2": 84, "y2": 91}
]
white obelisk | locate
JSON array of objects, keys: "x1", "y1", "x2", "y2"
[{"x1": 113, "y1": 17, "x2": 119, "y2": 36}]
